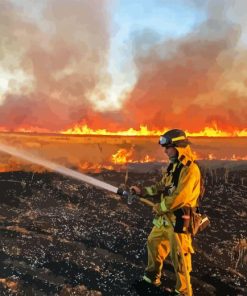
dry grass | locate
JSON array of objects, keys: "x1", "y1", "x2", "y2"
[{"x1": 232, "y1": 238, "x2": 247, "y2": 269}]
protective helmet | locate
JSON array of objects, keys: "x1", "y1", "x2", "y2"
[{"x1": 159, "y1": 129, "x2": 190, "y2": 148}]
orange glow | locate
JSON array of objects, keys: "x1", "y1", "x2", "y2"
[
  {"x1": 0, "y1": 164, "x2": 17, "y2": 172},
  {"x1": 16, "y1": 127, "x2": 49, "y2": 133},
  {"x1": 60, "y1": 124, "x2": 247, "y2": 137},
  {"x1": 0, "y1": 163, "x2": 47, "y2": 173},
  {"x1": 142, "y1": 154, "x2": 155, "y2": 163},
  {"x1": 77, "y1": 149, "x2": 156, "y2": 172},
  {"x1": 195, "y1": 153, "x2": 247, "y2": 161},
  {"x1": 112, "y1": 148, "x2": 134, "y2": 164},
  {"x1": 186, "y1": 125, "x2": 247, "y2": 137},
  {"x1": 0, "y1": 126, "x2": 50, "y2": 133},
  {"x1": 0, "y1": 154, "x2": 246, "y2": 174},
  {"x1": 61, "y1": 124, "x2": 164, "y2": 136},
  {"x1": 111, "y1": 148, "x2": 155, "y2": 164},
  {"x1": 1, "y1": 123, "x2": 246, "y2": 137},
  {"x1": 208, "y1": 153, "x2": 216, "y2": 160},
  {"x1": 221, "y1": 154, "x2": 247, "y2": 161},
  {"x1": 78, "y1": 162, "x2": 114, "y2": 173}
]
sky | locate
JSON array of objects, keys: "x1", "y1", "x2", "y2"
[{"x1": 0, "y1": 0, "x2": 247, "y2": 133}]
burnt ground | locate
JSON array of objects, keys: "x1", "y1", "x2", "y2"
[{"x1": 0, "y1": 164, "x2": 246, "y2": 296}]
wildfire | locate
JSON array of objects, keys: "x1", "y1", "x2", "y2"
[
  {"x1": 0, "y1": 122, "x2": 246, "y2": 137},
  {"x1": 220, "y1": 154, "x2": 247, "y2": 161},
  {"x1": 0, "y1": 126, "x2": 50, "y2": 133},
  {"x1": 76, "y1": 148, "x2": 156, "y2": 172},
  {"x1": 74, "y1": 151, "x2": 247, "y2": 172},
  {"x1": 78, "y1": 162, "x2": 114, "y2": 173},
  {"x1": 0, "y1": 151, "x2": 246, "y2": 174},
  {"x1": 195, "y1": 153, "x2": 247, "y2": 161},
  {"x1": 142, "y1": 154, "x2": 155, "y2": 163},
  {"x1": 112, "y1": 148, "x2": 134, "y2": 164},
  {"x1": 111, "y1": 147, "x2": 155, "y2": 164},
  {"x1": 61, "y1": 124, "x2": 164, "y2": 136},
  {"x1": 208, "y1": 153, "x2": 216, "y2": 160},
  {"x1": 60, "y1": 124, "x2": 247, "y2": 137}
]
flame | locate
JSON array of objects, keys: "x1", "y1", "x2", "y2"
[
  {"x1": 60, "y1": 124, "x2": 247, "y2": 137},
  {"x1": 195, "y1": 153, "x2": 247, "y2": 161},
  {"x1": 0, "y1": 153, "x2": 246, "y2": 174},
  {"x1": 142, "y1": 154, "x2": 155, "y2": 163},
  {"x1": 185, "y1": 122, "x2": 247, "y2": 137},
  {"x1": 112, "y1": 148, "x2": 134, "y2": 164},
  {"x1": 61, "y1": 124, "x2": 164, "y2": 136},
  {"x1": 221, "y1": 154, "x2": 247, "y2": 161},
  {"x1": 0, "y1": 126, "x2": 50, "y2": 133},
  {"x1": 0, "y1": 122, "x2": 246, "y2": 137},
  {"x1": 111, "y1": 148, "x2": 155, "y2": 164},
  {"x1": 78, "y1": 161, "x2": 113, "y2": 173},
  {"x1": 208, "y1": 153, "x2": 216, "y2": 160}
]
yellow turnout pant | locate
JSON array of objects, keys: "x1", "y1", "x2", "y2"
[{"x1": 144, "y1": 224, "x2": 194, "y2": 293}]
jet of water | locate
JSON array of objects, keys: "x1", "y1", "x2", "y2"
[{"x1": 0, "y1": 142, "x2": 118, "y2": 193}]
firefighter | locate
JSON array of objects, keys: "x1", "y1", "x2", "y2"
[{"x1": 132, "y1": 129, "x2": 201, "y2": 296}]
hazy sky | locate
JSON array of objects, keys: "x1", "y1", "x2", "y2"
[{"x1": 0, "y1": 0, "x2": 247, "y2": 132}]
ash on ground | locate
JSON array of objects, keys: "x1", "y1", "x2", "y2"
[{"x1": 0, "y1": 162, "x2": 246, "y2": 295}]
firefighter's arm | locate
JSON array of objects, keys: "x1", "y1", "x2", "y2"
[
  {"x1": 128, "y1": 182, "x2": 162, "y2": 197},
  {"x1": 159, "y1": 167, "x2": 198, "y2": 212},
  {"x1": 144, "y1": 177, "x2": 166, "y2": 196}
]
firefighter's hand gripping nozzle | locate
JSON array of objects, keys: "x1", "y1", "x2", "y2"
[{"x1": 117, "y1": 186, "x2": 138, "y2": 205}]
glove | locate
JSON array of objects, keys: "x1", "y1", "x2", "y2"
[
  {"x1": 117, "y1": 187, "x2": 124, "y2": 196},
  {"x1": 117, "y1": 184, "x2": 128, "y2": 197},
  {"x1": 152, "y1": 203, "x2": 164, "y2": 216},
  {"x1": 130, "y1": 185, "x2": 142, "y2": 195}
]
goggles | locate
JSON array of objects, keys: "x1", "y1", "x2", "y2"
[{"x1": 159, "y1": 135, "x2": 187, "y2": 147}]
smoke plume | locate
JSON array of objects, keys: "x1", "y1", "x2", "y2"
[
  {"x1": 123, "y1": 0, "x2": 247, "y2": 132},
  {"x1": 0, "y1": 0, "x2": 111, "y2": 131},
  {"x1": 0, "y1": 0, "x2": 247, "y2": 132}
]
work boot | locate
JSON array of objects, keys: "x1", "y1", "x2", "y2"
[
  {"x1": 164, "y1": 288, "x2": 179, "y2": 295},
  {"x1": 170, "y1": 289, "x2": 193, "y2": 296},
  {"x1": 132, "y1": 278, "x2": 164, "y2": 296},
  {"x1": 142, "y1": 275, "x2": 161, "y2": 287}
]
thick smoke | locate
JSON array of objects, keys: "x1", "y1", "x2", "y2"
[
  {"x1": 0, "y1": 0, "x2": 111, "y2": 131},
  {"x1": 123, "y1": 0, "x2": 247, "y2": 131},
  {"x1": 0, "y1": 0, "x2": 247, "y2": 132}
]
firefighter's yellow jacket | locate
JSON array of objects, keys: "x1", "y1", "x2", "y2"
[{"x1": 144, "y1": 145, "x2": 201, "y2": 226}]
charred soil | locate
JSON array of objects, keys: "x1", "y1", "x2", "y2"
[{"x1": 0, "y1": 165, "x2": 246, "y2": 295}]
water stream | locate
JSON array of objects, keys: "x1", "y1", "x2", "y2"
[{"x1": 0, "y1": 143, "x2": 118, "y2": 193}]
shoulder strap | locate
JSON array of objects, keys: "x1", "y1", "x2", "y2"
[
  {"x1": 171, "y1": 162, "x2": 184, "y2": 187},
  {"x1": 167, "y1": 162, "x2": 173, "y2": 172},
  {"x1": 171, "y1": 158, "x2": 194, "y2": 188}
]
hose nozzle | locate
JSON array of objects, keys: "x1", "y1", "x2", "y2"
[{"x1": 117, "y1": 187, "x2": 137, "y2": 205}]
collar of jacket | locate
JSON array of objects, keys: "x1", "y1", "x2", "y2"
[{"x1": 176, "y1": 145, "x2": 195, "y2": 166}]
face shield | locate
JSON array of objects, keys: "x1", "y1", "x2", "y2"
[
  {"x1": 159, "y1": 135, "x2": 187, "y2": 147},
  {"x1": 159, "y1": 135, "x2": 173, "y2": 147}
]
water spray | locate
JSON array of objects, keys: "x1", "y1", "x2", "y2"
[{"x1": 0, "y1": 143, "x2": 118, "y2": 194}]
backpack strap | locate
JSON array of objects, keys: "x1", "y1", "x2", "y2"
[
  {"x1": 171, "y1": 155, "x2": 193, "y2": 188},
  {"x1": 171, "y1": 162, "x2": 184, "y2": 188}
]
